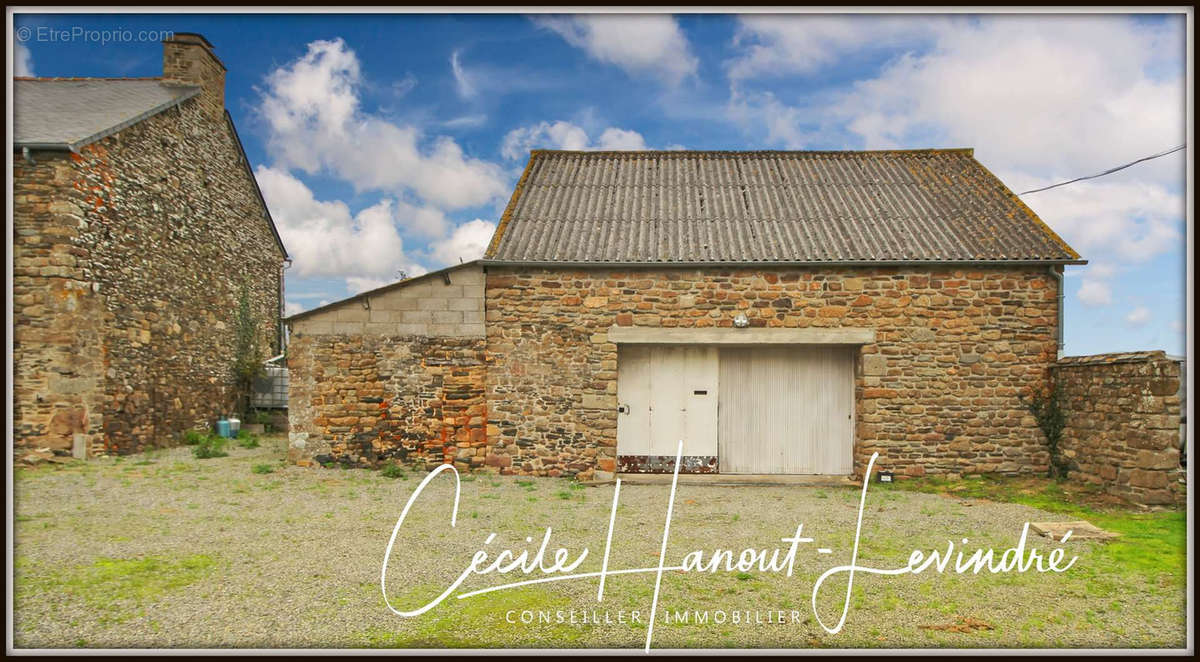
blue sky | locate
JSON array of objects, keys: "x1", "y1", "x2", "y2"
[{"x1": 12, "y1": 11, "x2": 1188, "y2": 356}]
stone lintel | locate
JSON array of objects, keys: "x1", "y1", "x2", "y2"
[{"x1": 606, "y1": 326, "x2": 876, "y2": 345}]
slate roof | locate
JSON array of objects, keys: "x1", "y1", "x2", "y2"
[
  {"x1": 13, "y1": 78, "x2": 200, "y2": 151},
  {"x1": 484, "y1": 149, "x2": 1083, "y2": 265}
]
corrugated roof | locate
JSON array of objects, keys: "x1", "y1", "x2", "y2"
[
  {"x1": 14, "y1": 78, "x2": 200, "y2": 150},
  {"x1": 484, "y1": 150, "x2": 1083, "y2": 264}
]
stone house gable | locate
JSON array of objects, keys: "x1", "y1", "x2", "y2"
[{"x1": 13, "y1": 33, "x2": 288, "y2": 455}]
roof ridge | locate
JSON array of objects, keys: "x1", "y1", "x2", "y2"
[{"x1": 530, "y1": 148, "x2": 976, "y2": 157}]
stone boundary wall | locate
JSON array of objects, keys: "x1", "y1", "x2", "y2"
[{"x1": 1053, "y1": 351, "x2": 1185, "y2": 505}]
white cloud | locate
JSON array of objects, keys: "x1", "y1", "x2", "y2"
[
  {"x1": 1125, "y1": 306, "x2": 1151, "y2": 327},
  {"x1": 391, "y1": 72, "x2": 418, "y2": 98},
  {"x1": 596, "y1": 127, "x2": 648, "y2": 150},
  {"x1": 502, "y1": 120, "x2": 589, "y2": 159},
  {"x1": 1010, "y1": 177, "x2": 1183, "y2": 264},
  {"x1": 15, "y1": 40, "x2": 34, "y2": 76},
  {"x1": 346, "y1": 276, "x2": 396, "y2": 294},
  {"x1": 534, "y1": 14, "x2": 697, "y2": 85},
  {"x1": 450, "y1": 49, "x2": 475, "y2": 99},
  {"x1": 501, "y1": 120, "x2": 648, "y2": 159},
  {"x1": 727, "y1": 91, "x2": 816, "y2": 149},
  {"x1": 442, "y1": 114, "x2": 487, "y2": 129},
  {"x1": 830, "y1": 16, "x2": 1184, "y2": 180},
  {"x1": 258, "y1": 37, "x2": 508, "y2": 210},
  {"x1": 283, "y1": 301, "x2": 306, "y2": 317},
  {"x1": 1076, "y1": 279, "x2": 1112, "y2": 307},
  {"x1": 727, "y1": 15, "x2": 945, "y2": 84},
  {"x1": 392, "y1": 199, "x2": 450, "y2": 239},
  {"x1": 430, "y1": 219, "x2": 497, "y2": 266},
  {"x1": 255, "y1": 165, "x2": 416, "y2": 279}
]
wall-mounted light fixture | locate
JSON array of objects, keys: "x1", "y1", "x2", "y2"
[
  {"x1": 733, "y1": 313, "x2": 750, "y2": 328},
  {"x1": 361, "y1": 298, "x2": 370, "y2": 310}
]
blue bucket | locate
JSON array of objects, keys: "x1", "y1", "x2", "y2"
[{"x1": 215, "y1": 419, "x2": 231, "y2": 438}]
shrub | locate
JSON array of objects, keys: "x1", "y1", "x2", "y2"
[
  {"x1": 191, "y1": 435, "x2": 228, "y2": 460},
  {"x1": 232, "y1": 280, "x2": 265, "y2": 419},
  {"x1": 251, "y1": 464, "x2": 274, "y2": 475},
  {"x1": 181, "y1": 430, "x2": 206, "y2": 446},
  {"x1": 237, "y1": 434, "x2": 260, "y2": 449},
  {"x1": 1022, "y1": 377, "x2": 1069, "y2": 480},
  {"x1": 380, "y1": 462, "x2": 406, "y2": 479}
]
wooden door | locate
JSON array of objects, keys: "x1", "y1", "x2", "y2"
[
  {"x1": 617, "y1": 345, "x2": 718, "y2": 469},
  {"x1": 717, "y1": 346, "x2": 854, "y2": 474}
]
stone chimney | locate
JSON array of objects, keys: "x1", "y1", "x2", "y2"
[{"x1": 162, "y1": 32, "x2": 226, "y2": 120}]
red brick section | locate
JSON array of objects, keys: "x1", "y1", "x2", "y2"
[
  {"x1": 287, "y1": 334, "x2": 489, "y2": 470},
  {"x1": 1053, "y1": 352, "x2": 1184, "y2": 505},
  {"x1": 484, "y1": 266, "x2": 1062, "y2": 480}
]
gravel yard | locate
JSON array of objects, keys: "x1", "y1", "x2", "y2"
[{"x1": 12, "y1": 436, "x2": 1187, "y2": 650}]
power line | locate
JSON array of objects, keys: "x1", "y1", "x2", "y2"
[{"x1": 1018, "y1": 144, "x2": 1186, "y2": 195}]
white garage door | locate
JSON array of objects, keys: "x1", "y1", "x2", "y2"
[
  {"x1": 616, "y1": 344, "x2": 854, "y2": 474},
  {"x1": 718, "y1": 347, "x2": 855, "y2": 474}
]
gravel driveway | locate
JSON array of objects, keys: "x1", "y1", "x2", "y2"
[{"x1": 12, "y1": 436, "x2": 1187, "y2": 649}]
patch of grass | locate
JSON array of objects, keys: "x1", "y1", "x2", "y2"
[
  {"x1": 380, "y1": 462, "x2": 406, "y2": 479},
  {"x1": 883, "y1": 475, "x2": 1186, "y2": 584},
  {"x1": 180, "y1": 429, "x2": 207, "y2": 446},
  {"x1": 19, "y1": 554, "x2": 218, "y2": 617},
  {"x1": 191, "y1": 435, "x2": 228, "y2": 459},
  {"x1": 251, "y1": 464, "x2": 274, "y2": 475},
  {"x1": 237, "y1": 434, "x2": 261, "y2": 449}
]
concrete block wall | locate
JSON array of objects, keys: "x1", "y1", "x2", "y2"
[{"x1": 289, "y1": 263, "x2": 484, "y2": 338}]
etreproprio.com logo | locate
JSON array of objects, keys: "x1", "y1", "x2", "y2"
[{"x1": 16, "y1": 26, "x2": 175, "y2": 45}]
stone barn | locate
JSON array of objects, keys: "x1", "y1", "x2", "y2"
[
  {"x1": 13, "y1": 33, "x2": 288, "y2": 457},
  {"x1": 285, "y1": 149, "x2": 1108, "y2": 482}
]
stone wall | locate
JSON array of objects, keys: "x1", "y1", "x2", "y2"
[
  {"x1": 12, "y1": 152, "x2": 109, "y2": 457},
  {"x1": 485, "y1": 265, "x2": 1061, "y2": 480},
  {"x1": 13, "y1": 93, "x2": 285, "y2": 455},
  {"x1": 286, "y1": 334, "x2": 488, "y2": 469},
  {"x1": 1053, "y1": 351, "x2": 1184, "y2": 504},
  {"x1": 286, "y1": 264, "x2": 488, "y2": 468}
]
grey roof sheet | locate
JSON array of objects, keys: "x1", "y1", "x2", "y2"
[
  {"x1": 484, "y1": 150, "x2": 1082, "y2": 264},
  {"x1": 14, "y1": 78, "x2": 200, "y2": 150}
]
